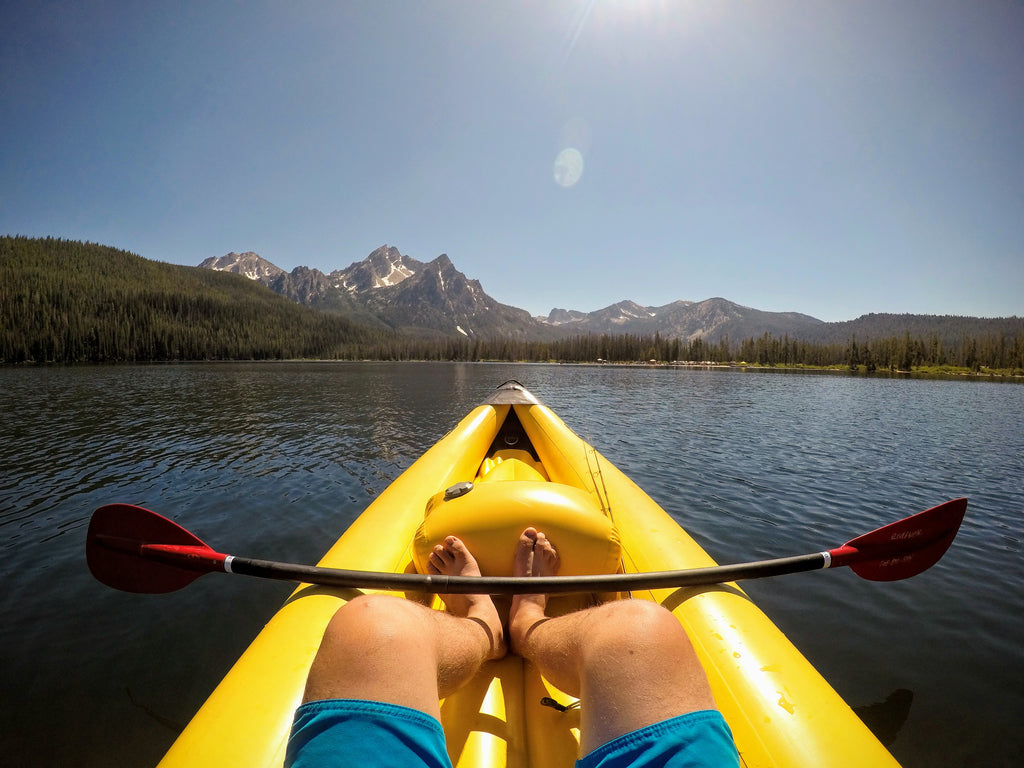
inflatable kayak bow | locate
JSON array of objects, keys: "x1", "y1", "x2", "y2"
[{"x1": 89, "y1": 381, "x2": 966, "y2": 768}]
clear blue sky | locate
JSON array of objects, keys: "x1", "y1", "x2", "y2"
[{"x1": 3, "y1": 1, "x2": 1022, "y2": 322}]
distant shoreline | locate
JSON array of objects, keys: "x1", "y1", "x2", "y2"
[{"x1": 5, "y1": 357, "x2": 1020, "y2": 381}]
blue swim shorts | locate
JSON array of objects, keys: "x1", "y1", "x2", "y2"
[
  {"x1": 576, "y1": 710, "x2": 739, "y2": 768},
  {"x1": 286, "y1": 699, "x2": 452, "y2": 768},
  {"x1": 286, "y1": 700, "x2": 738, "y2": 768}
]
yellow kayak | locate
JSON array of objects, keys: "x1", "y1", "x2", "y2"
[{"x1": 156, "y1": 380, "x2": 900, "y2": 768}]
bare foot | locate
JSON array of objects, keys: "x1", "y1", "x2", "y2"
[
  {"x1": 428, "y1": 536, "x2": 505, "y2": 659},
  {"x1": 509, "y1": 527, "x2": 560, "y2": 655}
]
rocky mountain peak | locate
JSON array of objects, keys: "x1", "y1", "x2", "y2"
[
  {"x1": 333, "y1": 245, "x2": 422, "y2": 294},
  {"x1": 396, "y1": 253, "x2": 483, "y2": 307},
  {"x1": 199, "y1": 252, "x2": 286, "y2": 281},
  {"x1": 542, "y1": 308, "x2": 589, "y2": 325}
]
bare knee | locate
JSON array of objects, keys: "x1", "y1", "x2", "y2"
[
  {"x1": 337, "y1": 593, "x2": 422, "y2": 622},
  {"x1": 574, "y1": 600, "x2": 716, "y2": 751},
  {"x1": 304, "y1": 595, "x2": 440, "y2": 707},
  {"x1": 582, "y1": 600, "x2": 689, "y2": 652},
  {"x1": 322, "y1": 594, "x2": 425, "y2": 650},
  {"x1": 577, "y1": 599, "x2": 704, "y2": 680},
  {"x1": 592, "y1": 598, "x2": 678, "y2": 629}
]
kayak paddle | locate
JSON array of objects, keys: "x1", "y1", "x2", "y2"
[{"x1": 87, "y1": 498, "x2": 967, "y2": 595}]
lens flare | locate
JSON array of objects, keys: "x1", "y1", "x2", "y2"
[{"x1": 553, "y1": 148, "x2": 584, "y2": 188}]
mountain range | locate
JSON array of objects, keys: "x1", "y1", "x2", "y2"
[
  {"x1": 200, "y1": 246, "x2": 1019, "y2": 346},
  {"x1": 201, "y1": 246, "x2": 836, "y2": 343},
  {"x1": 201, "y1": 246, "x2": 545, "y2": 339}
]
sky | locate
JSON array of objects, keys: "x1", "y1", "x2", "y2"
[{"x1": 2, "y1": 0, "x2": 1022, "y2": 322}]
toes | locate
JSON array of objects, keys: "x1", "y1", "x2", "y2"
[
  {"x1": 444, "y1": 535, "x2": 467, "y2": 558},
  {"x1": 514, "y1": 528, "x2": 542, "y2": 578},
  {"x1": 428, "y1": 543, "x2": 452, "y2": 573},
  {"x1": 428, "y1": 536, "x2": 479, "y2": 577},
  {"x1": 536, "y1": 532, "x2": 557, "y2": 558},
  {"x1": 529, "y1": 531, "x2": 560, "y2": 575}
]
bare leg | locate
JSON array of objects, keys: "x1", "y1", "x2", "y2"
[
  {"x1": 509, "y1": 528, "x2": 716, "y2": 755},
  {"x1": 303, "y1": 536, "x2": 505, "y2": 720}
]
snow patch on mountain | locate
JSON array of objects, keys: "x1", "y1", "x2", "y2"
[{"x1": 377, "y1": 260, "x2": 414, "y2": 287}]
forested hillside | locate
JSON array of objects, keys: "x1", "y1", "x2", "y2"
[
  {"x1": 0, "y1": 237, "x2": 387, "y2": 363},
  {"x1": 814, "y1": 312, "x2": 1024, "y2": 348}
]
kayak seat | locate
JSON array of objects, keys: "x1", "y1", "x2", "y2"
[{"x1": 413, "y1": 480, "x2": 622, "y2": 579}]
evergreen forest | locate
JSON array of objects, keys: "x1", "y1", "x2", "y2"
[
  {"x1": 340, "y1": 329, "x2": 1024, "y2": 374},
  {"x1": 1, "y1": 236, "x2": 389, "y2": 363},
  {"x1": 3, "y1": 236, "x2": 1022, "y2": 375}
]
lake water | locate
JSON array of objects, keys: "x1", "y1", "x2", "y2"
[{"x1": 1, "y1": 362, "x2": 1021, "y2": 767}]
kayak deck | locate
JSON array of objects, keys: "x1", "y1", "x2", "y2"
[{"x1": 157, "y1": 381, "x2": 899, "y2": 768}]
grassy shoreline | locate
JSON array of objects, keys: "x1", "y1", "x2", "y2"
[
  {"x1": 541, "y1": 359, "x2": 1024, "y2": 379},
  {"x1": 677, "y1": 362, "x2": 1022, "y2": 379}
]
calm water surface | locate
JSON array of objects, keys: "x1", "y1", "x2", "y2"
[{"x1": 1, "y1": 363, "x2": 1021, "y2": 766}]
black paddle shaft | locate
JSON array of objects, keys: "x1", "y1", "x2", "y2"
[{"x1": 226, "y1": 552, "x2": 828, "y2": 594}]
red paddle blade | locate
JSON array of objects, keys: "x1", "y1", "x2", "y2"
[
  {"x1": 87, "y1": 504, "x2": 225, "y2": 593},
  {"x1": 829, "y1": 498, "x2": 968, "y2": 581}
]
